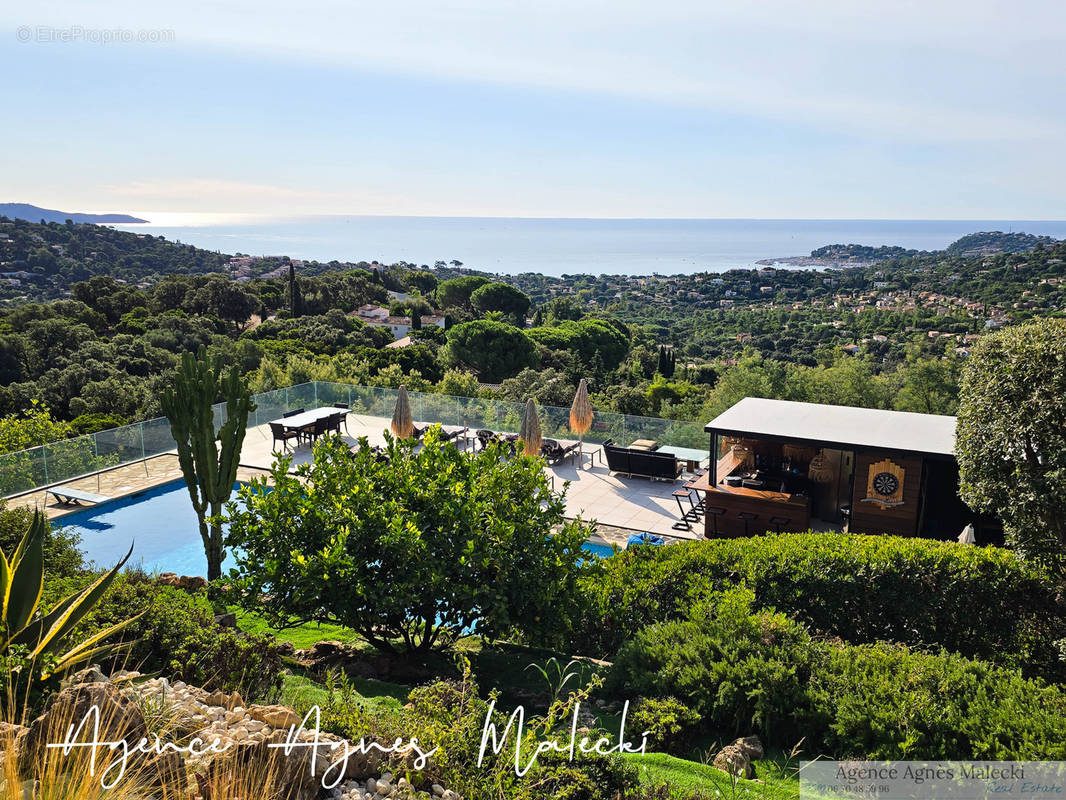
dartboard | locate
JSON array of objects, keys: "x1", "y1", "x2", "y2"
[{"x1": 872, "y1": 471, "x2": 899, "y2": 496}]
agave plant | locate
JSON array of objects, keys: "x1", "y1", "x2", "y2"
[{"x1": 0, "y1": 510, "x2": 141, "y2": 681}]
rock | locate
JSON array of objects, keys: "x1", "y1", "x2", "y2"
[
  {"x1": 712, "y1": 735, "x2": 764, "y2": 778},
  {"x1": 248, "y1": 704, "x2": 303, "y2": 730},
  {"x1": 67, "y1": 664, "x2": 109, "y2": 685},
  {"x1": 214, "y1": 612, "x2": 238, "y2": 627},
  {"x1": 177, "y1": 574, "x2": 209, "y2": 592},
  {"x1": 366, "y1": 777, "x2": 378, "y2": 794},
  {"x1": 158, "y1": 572, "x2": 180, "y2": 586},
  {"x1": 197, "y1": 736, "x2": 318, "y2": 800},
  {"x1": 204, "y1": 689, "x2": 245, "y2": 710},
  {"x1": 733, "y1": 734, "x2": 764, "y2": 761},
  {"x1": 431, "y1": 784, "x2": 445, "y2": 797},
  {"x1": 137, "y1": 749, "x2": 187, "y2": 794},
  {"x1": 21, "y1": 683, "x2": 148, "y2": 774},
  {"x1": 277, "y1": 641, "x2": 296, "y2": 656},
  {"x1": 312, "y1": 639, "x2": 344, "y2": 657}
]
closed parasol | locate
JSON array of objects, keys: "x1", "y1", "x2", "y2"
[
  {"x1": 519, "y1": 398, "x2": 542, "y2": 456},
  {"x1": 391, "y1": 385, "x2": 414, "y2": 439},
  {"x1": 569, "y1": 378, "x2": 594, "y2": 467}
]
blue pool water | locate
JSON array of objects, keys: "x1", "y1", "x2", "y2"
[
  {"x1": 55, "y1": 480, "x2": 243, "y2": 576},
  {"x1": 56, "y1": 479, "x2": 618, "y2": 576}
]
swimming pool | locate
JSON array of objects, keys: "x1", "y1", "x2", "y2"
[
  {"x1": 54, "y1": 479, "x2": 243, "y2": 576},
  {"x1": 56, "y1": 479, "x2": 619, "y2": 576}
]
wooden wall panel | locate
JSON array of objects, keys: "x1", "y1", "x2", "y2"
[{"x1": 849, "y1": 453, "x2": 923, "y2": 537}]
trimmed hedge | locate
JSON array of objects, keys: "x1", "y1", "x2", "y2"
[
  {"x1": 578, "y1": 533, "x2": 1065, "y2": 678},
  {"x1": 609, "y1": 588, "x2": 1066, "y2": 760}
]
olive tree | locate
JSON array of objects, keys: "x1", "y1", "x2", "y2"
[
  {"x1": 956, "y1": 319, "x2": 1066, "y2": 577},
  {"x1": 225, "y1": 431, "x2": 591, "y2": 654}
]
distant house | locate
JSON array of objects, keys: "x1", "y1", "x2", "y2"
[
  {"x1": 349, "y1": 304, "x2": 445, "y2": 339},
  {"x1": 842, "y1": 343, "x2": 861, "y2": 355}
]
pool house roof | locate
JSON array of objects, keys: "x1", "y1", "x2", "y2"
[{"x1": 704, "y1": 397, "x2": 957, "y2": 458}]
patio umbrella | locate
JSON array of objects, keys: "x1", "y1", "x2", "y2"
[
  {"x1": 957, "y1": 524, "x2": 976, "y2": 545},
  {"x1": 391, "y1": 385, "x2": 414, "y2": 439},
  {"x1": 519, "y1": 398, "x2": 542, "y2": 457},
  {"x1": 569, "y1": 378, "x2": 594, "y2": 466}
]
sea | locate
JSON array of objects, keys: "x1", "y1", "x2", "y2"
[{"x1": 109, "y1": 216, "x2": 1066, "y2": 277}]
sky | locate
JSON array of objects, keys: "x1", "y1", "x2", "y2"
[{"x1": 2, "y1": 0, "x2": 1065, "y2": 219}]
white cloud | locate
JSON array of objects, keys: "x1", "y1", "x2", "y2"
[{"x1": 11, "y1": 0, "x2": 1065, "y2": 145}]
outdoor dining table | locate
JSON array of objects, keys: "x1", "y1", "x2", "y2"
[
  {"x1": 272, "y1": 406, "x2": 341, "y2": 431},
  {"x1": 656, "y1": 445, "x2": 711, "y2": 473}
]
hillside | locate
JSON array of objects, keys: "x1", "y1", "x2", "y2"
[
  {"x1": 0, "y1": 203, "x2": 147, "y2": 224},
  {"x1": 945, "y1": 230, "x2": 1057, "y2": 257}
]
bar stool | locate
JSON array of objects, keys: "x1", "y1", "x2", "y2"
[
  {"x1": 704, "y1": 506, "x2": 726, "y2": 538},
  {"x1": 738, "y1": 511, "x2": 759, "y2": 537},
  {"x1": 672, "y1": 489, "x2": 694, "y2": 530},
  {"x1": 769, "y1": 515, "x2": 790, "y2": 534},
  {"x1": 681, "y1": 482, "x2": 704, "y2": 515}
]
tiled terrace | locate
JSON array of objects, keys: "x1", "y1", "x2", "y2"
[
  {"x1": 13, "y1": 410, "x2": 703, "y2": 546},
  {"x1": 239, "y1": 412, "x2": 702, "y2": 543}
]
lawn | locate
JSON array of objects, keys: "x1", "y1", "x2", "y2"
[
  {"x1": 626, "y1": 752, "x2": 799, "y2": 800},
  {"x1": 235, "y1": 608, "x2": 362, "y2": 649},
  {"x1": 243, "y1": 614, "x2": 795, "y2": 798}
]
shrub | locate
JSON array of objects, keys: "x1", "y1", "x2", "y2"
[
  {"x1": 609, "y1": 588, "x2": 818, "y2": 746},
  {"x1": 318, "y1": 667, "x2": 636, "y2": 800},
  {"x1": 810, "y1": 643, "x2": 1066, "y2": 760},
  {"x1": 609, "y1": 590, "x2": 1066, "y2": 760},
  {"x1": 44, "y1": 572, "x2": 283, "y2": 701},
  {"x1": 628, "y1": 697, "x2": 702, "y2": 754},
  {"x1": 577, "y1": 533, "x2": 1065, "y2": 679}
]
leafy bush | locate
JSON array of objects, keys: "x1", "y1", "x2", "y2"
[
  {"x1": 609, "y1": 589, "x2": 1066, "y2": 760},
  {"x1": 610, "y1": 588, "x2": 818, "y2": 746},
  {"x1": 810, "y1": 643, "x2": 1066, "y2": 759},
  {"x1": 578, "y1": 533, "x2": 1065, "y2": 679},
  {"x1": 318, "y1": 664, "x2": 636, "y2": 800},
  {"x1": 628, "y1": 697, "x2": 702, "y2": 754},
  {"x1": 44, "y1": 572, "x2": 283, "y2": 701},
  {"x1": 227, "y1": 433, "x2": 591, "y2": 654}
]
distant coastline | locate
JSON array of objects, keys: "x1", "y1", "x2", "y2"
[
  {"x1": 104, "y1": 216, "x2": 1066, "y2": 278},
  {"x1": 0, "y1": 203, "x2": 147, "y2": 225}
]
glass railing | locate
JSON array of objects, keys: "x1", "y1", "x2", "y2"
[{"x1": 1, "y1": 381, "x2": 707, "y2": 497}]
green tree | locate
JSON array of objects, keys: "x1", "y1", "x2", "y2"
[
  {"x1": 894, "y1": 358, "x2": 960, "y2": 415},
  {"x1": 226, "y1": 433, "x2": 590, "y2": 654},
  {"x1": 470, "y1": 282, "x2": 531, "y2": 323},
  {"x1": 161, "y1": 347, "x2": 255, "y2": 581},
  {"x1": 0, "y1": 403, "x2": 75, "y2": 454},
  {"x1": 441, "y1": 320, "x2": 537, "y2": 382},
  {"x1": 287, "y1": 263, "x2": 304, "y2": 317},
  {"x1": 435, "y1": 369, "x2": 481, "y2": 398},
  {"x1": 956, "y1": 319, "x2": 1066, "y2": 577},
  {"x1": 436, "y1": 276, "x2": 491, "y2": 310}
]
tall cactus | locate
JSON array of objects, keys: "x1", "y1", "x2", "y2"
[{"x1": 161, "y1": 347, "x2": 256, "y2": 580}]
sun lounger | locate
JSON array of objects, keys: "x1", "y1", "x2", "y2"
[{"x1": 48, "y1": 487, "x2": 111, "y2": 506}]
